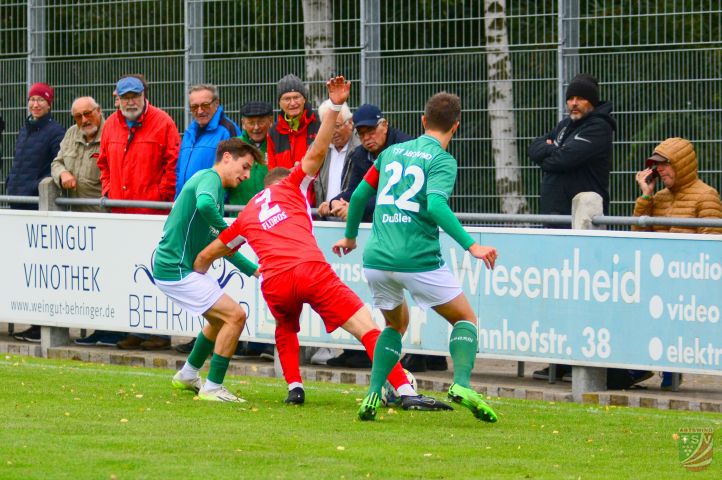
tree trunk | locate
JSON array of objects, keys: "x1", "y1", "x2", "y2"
[
  {"x1": 484, "y1": 0, "x2": 529, "y2": 214},
  {"x1": 302, "y1": 0, "x2": 335, "y2": 108}
]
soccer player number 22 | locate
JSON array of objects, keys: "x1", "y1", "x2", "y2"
[{"x1": 377, "y1": 161, "x2": 424, "y2": 212}]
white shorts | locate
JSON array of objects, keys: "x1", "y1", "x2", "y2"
[
  {"x1": 154, "y1": 272, "x2": 224, "y2": 315},
  {"x1": 364, "y1": 265, "x2": 463, "y2": 311}
]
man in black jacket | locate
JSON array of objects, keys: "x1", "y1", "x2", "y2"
[
  {"x1": 527, "y1": 74, "x2": 616, "y2": 381},
  {"x1": 327, "y1": 104, "x2": 413, "y2": 222},
  {"x1": 529, "y1": 74, "x2": 616, "y2": 220}
]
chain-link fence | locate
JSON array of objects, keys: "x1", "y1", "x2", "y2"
[{"x1": 1, "y1": 1, "x2": 721, "y2": 220}]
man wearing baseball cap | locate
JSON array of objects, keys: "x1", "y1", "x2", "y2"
[
  {"x1": 326, "y1": 103, "x2": 412, "y2": 224},
  {"x1": 96, "y1": 74, "x2": 179, "y2": 216},
  {"x1": 7, "y1": 82, "x2": 66, "y2": 344}
]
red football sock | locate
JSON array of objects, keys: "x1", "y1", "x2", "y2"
[
  {"x1": 275, "y1": 324, "x2": 301, "y2": 385},
  {"x1": 360, "y1": 329, "x2": 408, "y2": 390}
]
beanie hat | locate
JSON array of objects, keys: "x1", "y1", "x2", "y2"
[
  {"x1": 565, "y1": 74, "x2": 599, "y2": 106},
  {"x1": 277, "y1": 74, "x2": 307, "y2": 100},
  {"x1": 28, "y1": 82, "x2": 54, "y2": 106}
]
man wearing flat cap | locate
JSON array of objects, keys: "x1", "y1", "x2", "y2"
[
  {"x1": 97, "y1": 74, "x2": 180, "y2": 215},
  {"x1": 528, "y1": 73, "x2": 616, "y2": 382},
  {"x1": 267, "y1": 74, "x2": 320, "y2": 172},
  {"x1": 175, "y1": 83, "x2": 240, "y2": 198},
  {"x1": 529, "y1": 74, "x2": 616, "y2": 221},
  {"x1": 229, "y1": 101, "x2": 274, "y2": 206}
]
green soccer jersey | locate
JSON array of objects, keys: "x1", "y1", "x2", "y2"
[
  {"x1": 363, "y1": 134, "x2": 458, "y2": 272},
  {"x1": 153, "y1": 169, "x2": 231, "y2": 281}
]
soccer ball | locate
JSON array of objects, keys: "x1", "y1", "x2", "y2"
[{"x1": 380, "y1": 368, "x2": 417, "y2": 406}]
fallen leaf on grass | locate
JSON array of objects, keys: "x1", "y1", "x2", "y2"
[
  {"x1": 120, "y1": 418, "x2": 128, "y2": 423},
  {"x1": 337, "y1": 446, "x2": 345, "y2": 451}
]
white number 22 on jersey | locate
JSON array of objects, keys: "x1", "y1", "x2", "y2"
[
  {"x1": 256, "y1": 188, "x2": 281, "y2": 222},
  {"x1": 377, "y1": 161, "x2": 425, "y2": 212}
]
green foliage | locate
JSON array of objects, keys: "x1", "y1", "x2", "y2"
[{"x1": 1, "y1": 355, "x2": 721, "y2": 479}]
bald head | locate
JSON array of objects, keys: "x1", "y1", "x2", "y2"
[{"x1": 71, "y1": 96, "x2": 103, "y2": 141}]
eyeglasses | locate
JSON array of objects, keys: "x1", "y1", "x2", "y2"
[
  {"x1": 28, "y1": 97, "x2": 48, "y2": 104},
  {"x1": 243, "y1": 118, "x2": 270, "y2": 128},
  {"x1": 72, "y1": 109, "x2": 98, "y2": 121},
  {"x1": 279, "y1": 94, "x2": 304, "y2": 104},
  {"x1": 119, "y1": 93, "x2": 143, "y2": 102},
  {"x1": 190, "y1": 101, "x2": 216, "y2": 112}
]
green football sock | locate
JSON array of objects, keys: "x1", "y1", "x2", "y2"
[
  {"x1": 207, "y1": 353, "x2": 231, "y2": 385},
  {"x1": 449, "y1": 320, "x2": 478, "y2": 387},
  {"x1": 187, "y1": 332, "x2": 214, "y2": 370},
  {"x1": 369, "y1": 327, "x2": 402, "y2": 395}
]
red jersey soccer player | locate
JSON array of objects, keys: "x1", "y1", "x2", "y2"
[{"x1": 193, "y1": 76, "x2": 451, "y2": 411}]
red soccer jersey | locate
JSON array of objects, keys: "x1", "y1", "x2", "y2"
[{"x1": 220, "y1": 164, "x2": 328, "y2": 280}]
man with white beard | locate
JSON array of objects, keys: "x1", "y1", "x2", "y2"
[
  {"x1": 97, "y1": 74, "x2": 179, "y2": 216},
  {"x1": 96, "y1": 75, "x2": 179, "y2": 351},
  {"x1": 51, "y1": 96, "x2": 108, "y2": 213}
]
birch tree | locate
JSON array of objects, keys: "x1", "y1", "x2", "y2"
[
  {"x1": 302, "y1": 0, "x2": 335, "y2": 107},
  {"x1": 484, "y1": 0, "x2": 528, "y2": 214}
]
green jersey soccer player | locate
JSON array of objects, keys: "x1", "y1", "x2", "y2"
[
  {"x1": 333, "y1": 92, "x2": 499, "y2": 422},
  {"x1": 154, "y1": 138, "x2": 260, "y2": 403}
]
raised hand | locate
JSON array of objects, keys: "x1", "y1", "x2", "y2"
[{"x1": 327, "y1": 76, "x2": 351, "y2": 106}]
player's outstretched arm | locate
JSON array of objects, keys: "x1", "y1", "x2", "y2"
[
  {"x1": 301, "y1": 76, "x2": 351, "y2": 176},
  {"x1": 194, "y1": 239, "x2": 233, "y2": 274},
  {"x1": 332, "y1": 237, "x2": 356, "y2": 257},
  {"x1": 332, "y1": 177, "x2": 376, "y2": 257}
]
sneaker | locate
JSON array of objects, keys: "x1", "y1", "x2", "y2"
[
  {"x1": 357, "y1": 392, "x2": 381, "y2": 421},
  {"x1": 13, "y1": 326, "x2": 41, "y2": 343},
  {"x1": 310, "y1": 347, "x2": 341, "y2": 365},
  {"x1": 327, "y1": 350, "x2": 371, "y2": 368},
  {"x1": 425, "y1": 355, "x2": 448, "y2": 371},
  {"x1": 198, "y1": 384, "x2": 246, "y2": 403},
  {"x1": 171, "y1": 371, "x2": 202, "y2": 393},
  {"x1": 175, "y1": 338, "x2": 196, "y2": 354},
  {"x1": 400, "y1": 354, "x2": 427, "y2": 373},
  {"x1": 285, "y1": 387, "x2": 305, "y2": 405},
  {"x1": 75, "y1": 331, "x2": 124, "y2": 346},
  {"x1": 448, "y1": 383, "x2": 498, "y2": 423},
  {"x1": 140, "y1": 335, "x2": 171, "y2": 350},
  {"x1": 532, "y1": 364, "x2": 570, "y2": 381},
  {"x1": 400, "y1": 394, "x2": 453, "y2": 411},
  {"x1": 117, "y1": 334, "x2": 144, "y2": 350}
]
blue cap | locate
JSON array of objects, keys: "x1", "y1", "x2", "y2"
[
  {"x1": 116, "y1": 77, "x2": 145, "y2": 96},
  {"x1": 352, "y1": 104, "x2": 383, "y2": 128}
]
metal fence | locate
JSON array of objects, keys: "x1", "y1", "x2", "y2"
[{"x1": 1, "y1": 0, "x2": 721, "y2": 219}]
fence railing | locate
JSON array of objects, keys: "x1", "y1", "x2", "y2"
[{"x1": 1, "y1": 1, "x2": 721, "y2": 217}]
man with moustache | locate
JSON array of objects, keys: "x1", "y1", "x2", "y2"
[
  {"x1": 97, "y1": 75, "x2": 179, "y2": 216},
  {"x1": 528, "y1": 73, "x2": 616, "y2": 382},
  {"x1": 51, "y1": 96, "x2": 108, "y2": 213}
]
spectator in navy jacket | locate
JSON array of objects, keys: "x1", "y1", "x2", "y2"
[
  {"x1": 9, "y1": 82, "x2": 66, "y2": 344},
  {"x1": 175, "y1": 84, "x2": 241, "y2": 198},
  {"x1": 6, "y1": 82, "x2": 65, "y2": 211}
]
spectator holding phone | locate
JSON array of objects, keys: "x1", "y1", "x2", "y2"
[
  {"x1": 633, "y1": 137, "x2": 722, "y2": 388},
  {"x1": 634, "y1": 137, "x2": 722, "y2": 234}
]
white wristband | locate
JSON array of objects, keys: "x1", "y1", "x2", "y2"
[{"x1": 329, "y1": 102, "x2": 343, "y2": 112}]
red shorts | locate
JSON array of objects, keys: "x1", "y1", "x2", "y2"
[{"x1": 261, "y1": 261, "x2": 364, "y2": 333}]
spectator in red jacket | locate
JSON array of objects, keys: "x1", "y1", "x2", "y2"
[
  {"x1": 97, "y1": 75, "x2": 179, "y2": 215},
  {"x1": 267, "y1": 74, "x2": 320, "y2": 172}
]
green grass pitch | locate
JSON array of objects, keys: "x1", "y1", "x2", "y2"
[{"x1": 1, "y1": 355, "x2": 720, "y2": 479}]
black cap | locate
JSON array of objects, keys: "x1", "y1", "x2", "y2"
[
  {"x1": 565, "y1": 74, "x2": 600, "y2": 106},
  {"x1": 240, "y1": 101, "x2": 273, "y2": 118}
]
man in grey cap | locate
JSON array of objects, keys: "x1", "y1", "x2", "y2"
[{"x1": 267, "y1": 74, "x2": 320, "y2": 175}]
